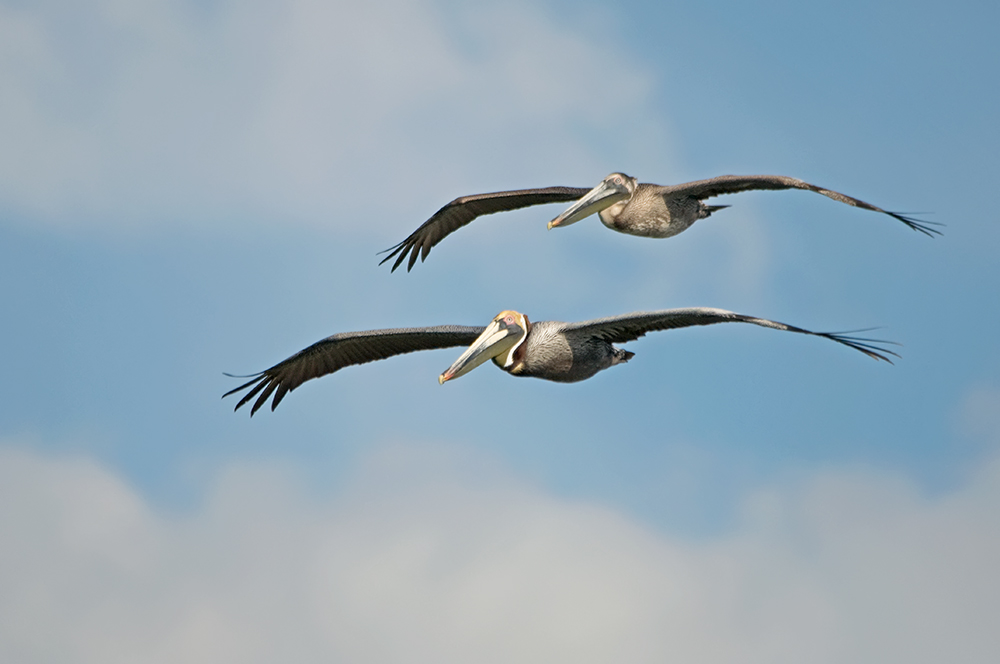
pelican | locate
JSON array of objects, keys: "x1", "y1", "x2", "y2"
[
  {"x1": 380, "y1": 173, "x2": 938, "y2": 271},
  {"x1": 224, "y1": 307, "x2": 896, "y2": 416}
]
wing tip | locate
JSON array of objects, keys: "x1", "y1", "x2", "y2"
[
  {"x1": 223, "y1": 372, "x2": 275, "y2": 417},
  {"x1": 378, "y1": 242, "x2": 410, "y2": 271},
  {"x1": 892, "y1": 212, "x2": 943, "y2": 237},
  {"x1": 824, "y1": 331, "x2": 901, "y2": 364}
]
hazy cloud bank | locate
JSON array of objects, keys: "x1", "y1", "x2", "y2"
[{"x1": 2, "y1": 441, "x2": 998, "y2": 663}]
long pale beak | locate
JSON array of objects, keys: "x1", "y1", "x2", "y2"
[
  {"x1": 439, "y1": 319, "x2": 523, "y2": 384},
  {"x1": 548, "y1": 180, "x2": 629, "y2": 229}
]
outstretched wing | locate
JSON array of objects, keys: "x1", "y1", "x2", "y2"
[
  {"x1": 380, "y1": 186, "x2": 591, "y2": 272},
  {"x1": 562, "y1": 307, "x2": 898, "y2": 362},
  {"x1": 224, "y1": 325, "x2": 486, "y2": 416},
  {"x1": 663, "y1": 174, "x2": 940, "y2": 237}
]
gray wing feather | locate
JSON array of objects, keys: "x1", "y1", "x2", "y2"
[
  {"x1": 562, "y1": 307, "x2": 898, "y2": 362},
  {"x1": 224, "y1": 325, "x2": 486, "y2": 416},
  {"x1": 380, "y1": 186, "x2": 591, "y2": 272},
  {"x1": 663, "y1": 175, "x2": 940, "y2": 236}
]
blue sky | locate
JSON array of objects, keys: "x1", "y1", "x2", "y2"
[{"x1": 2, "y1": 0, "x2": 999, "y2": 661}]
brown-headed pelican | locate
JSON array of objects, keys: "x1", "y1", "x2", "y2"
[
  {"x1": 380, "y1": 173, "x2": 938, "y2": 271},
  {"x1": 224, "y1": 307, "x2": 896, "y2": 416}
]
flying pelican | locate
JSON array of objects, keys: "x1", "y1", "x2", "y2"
[
  {"x1": 224, "y1": 307, "x2": 896, "y2": 416},
  {"x1": 380, "y1": 173, "x2": 938, "y2": 271}
]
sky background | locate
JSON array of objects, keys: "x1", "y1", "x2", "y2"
[{"x1": 2, "y1": 0, "x2": 999, "y2": 661}]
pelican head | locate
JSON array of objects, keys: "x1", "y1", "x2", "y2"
[
  {"x1": 548, "y1": 172, "x2": 637, "y2": 229},
  {"x1": 439, "y1": 310, "x2": 529, "y2": 383}
]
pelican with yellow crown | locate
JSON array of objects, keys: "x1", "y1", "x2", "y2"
[{"x1": 224, "y1": 307, "x2": 895, "y2": 416}]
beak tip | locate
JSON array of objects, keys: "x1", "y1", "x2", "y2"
[
  {"x1": 547, "y1": 220, "x2": 557, "y2": 230},
  {"x1": 438, "y1": 374, "x2": 448, "y2": 385}
]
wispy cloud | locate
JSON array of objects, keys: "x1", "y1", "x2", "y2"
[
  {"x1": 0, "y1": 0, "x2": 660, "y2": 231},
  {"x1": 2, "y1": 441, "x2": 998, "y2": 663}
]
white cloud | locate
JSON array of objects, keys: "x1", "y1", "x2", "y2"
[
  {"x1": 0, "y1": 0, "x2": 662, "y2": 232},
  {"x1": 1, "y1": 0, "x2": 784, "y2": 304},
  {"x1": 1, "y1": 441, "x2": 998, "y2": 663}
]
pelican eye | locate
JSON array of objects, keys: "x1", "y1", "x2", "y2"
[
  {"x1": 613, "y1": 176, "x2": 622, "y2": 184},
  {"x1": 505, "y1": 315, "x2": 514, "y2": 324}
]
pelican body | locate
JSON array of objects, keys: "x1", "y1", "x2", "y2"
[
  {"x1": 549, "y1": 173, "x2": 726, "y2": 238},
  {"x1": 437, "y1": 311, "x2": 635, "y2": 385},
  {"x1": 380, "y1": 172, "x2": 938, "y2": 271},
  {"x1": 224, "y1": 307, "x2": 895, "y2": 416}
]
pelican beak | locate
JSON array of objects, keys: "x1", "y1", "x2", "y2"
[
  {"x1": 439, "y1": 318, "x2": 523, "y2": 384},
  {"x1": 548, "y1": 178, "x2": 630, "y2": 229}
]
